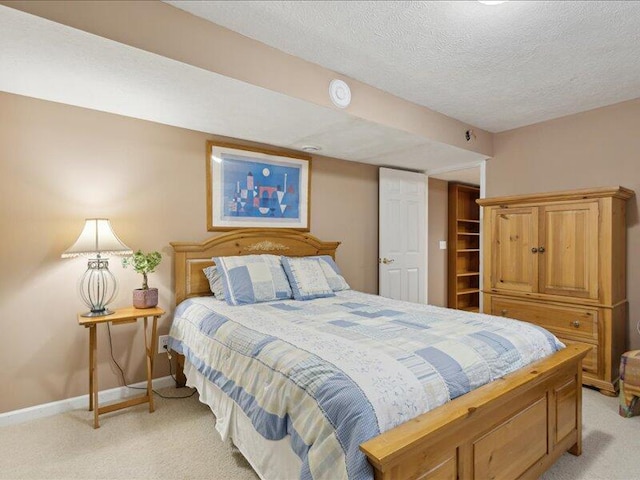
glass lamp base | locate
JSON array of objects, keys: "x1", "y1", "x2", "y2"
[
  {"x1": 81, "y1": 308, "x2": 115, "y2": 318},
  {"x1": 78, "y1": 256, "x2": 118, "y2": 319}
]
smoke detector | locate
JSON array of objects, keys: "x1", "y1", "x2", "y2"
[{"x1": 329, "y1": 79, "x2": 351, "y2": 108}]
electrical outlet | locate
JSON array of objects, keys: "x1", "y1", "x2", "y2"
[{"x1": 158, "y1": 335, "x2": 170, "y2": 353}]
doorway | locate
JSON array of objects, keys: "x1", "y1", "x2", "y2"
[{"x1": 428, "y1": 162, "x2": 485, "y2": 309}]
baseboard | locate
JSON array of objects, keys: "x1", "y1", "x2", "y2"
[{"x1": 0, "y1": 376, "x2": 175, "y2": 427}]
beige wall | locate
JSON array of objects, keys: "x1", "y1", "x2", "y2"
[
  {"x1": 428, "y1": 178, "x2": 448, "y2": 307},
  {"x1": 0, "y1": 92, "x2": 378, "y2": 413},
  {"x1": 488, "y1": 98, "x2": 640, "y2": 350}
]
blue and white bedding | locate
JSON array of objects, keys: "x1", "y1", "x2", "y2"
[{"x1": 168, "y1": 290, "x2": 564, "y2": 480}]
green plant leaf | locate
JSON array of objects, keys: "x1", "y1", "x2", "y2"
[{"x1": 121, "y1": 250, "x2": 162, "y2": 288}]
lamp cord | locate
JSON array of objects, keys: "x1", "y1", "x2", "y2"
[{"x1": 106, "y1": 323, "x2": 196, "y2": 399}]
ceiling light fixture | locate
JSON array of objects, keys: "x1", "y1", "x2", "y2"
[
  {"x1": 301, "y1": 145, "x2": 321, "y2": 152},
  {"x1": 329, "y1": 79, "x2": 351, "y2": 108},
  {"x1": 478, "y1": 1, "x2": 508, "y2": 5}
]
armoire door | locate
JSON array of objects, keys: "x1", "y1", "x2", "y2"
[
  {"x1": 538, "y1": 202, "x2": 599, "y2": 299},
  {"x1": 488, "y1": 207, "x2": 538, "y2": 293}
]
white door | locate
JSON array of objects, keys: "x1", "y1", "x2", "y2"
[{"x1": 379, "y1": 167, "x2": 427, "y2": 303}]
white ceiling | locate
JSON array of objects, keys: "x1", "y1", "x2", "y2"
[
  {"x1": 168, "y1": 0, "x2": 640, "y2": 133},
  {"x1": 0, "y1": 5, "x2": 485, "y2": 174}
]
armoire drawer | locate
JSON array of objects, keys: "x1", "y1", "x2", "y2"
[
  {"x1": 491, "y1": 297, "x2": 599, "y2": 342},
  {"x1": 561, "y1": 339, "x2": 599, "y2": 375}
]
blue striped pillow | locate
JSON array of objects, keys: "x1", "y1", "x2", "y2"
[
  {"x1": 214, "y1": 255, "x2": 292, "y2": 306},
  {"x1": 202, "y1": 266, "x2": 226, "y2": 300}
]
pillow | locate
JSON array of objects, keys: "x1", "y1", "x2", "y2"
[
  {"x1": 281, "y1": 257, "x2": 336, "y2": 301},
  {"x1": 311, "y1": 255, "x2": 350, "y2": 291},
  {"x1": 214, "y1": 254, "x2": 292, "y2": 306},
  {"x1": 202, "y1": 266, "x2": 225, "y2": 299}
]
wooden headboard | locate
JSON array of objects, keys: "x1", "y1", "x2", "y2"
[{"x1": 170, "y1": 228, "x2": 340, "y2": 304}]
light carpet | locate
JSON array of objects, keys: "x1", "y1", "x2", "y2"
[{"x1": 0, "y1": 386, "x2": 638, "y2": 479}]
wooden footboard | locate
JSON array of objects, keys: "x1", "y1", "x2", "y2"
[
  {"x1": 176, "y1": 344, "x2": 587, "y2": 479},
  {"x1": 360, "y1": 344, "x2": 590, "y2": 480}
]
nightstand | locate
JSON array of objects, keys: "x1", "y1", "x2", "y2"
[{"x1": 78, "y1": 306, "x2": 165, "y2": 428}]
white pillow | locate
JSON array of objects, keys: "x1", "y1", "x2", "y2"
[
  {"x1": 281, "y1": 257, "x2": 335, "y2": 301},
  {"x1": 310, "y1": 255, "x2": 350, "y2": 291}
]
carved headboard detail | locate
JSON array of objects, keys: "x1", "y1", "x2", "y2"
[
  {"x1": 170, "y1": 228, "x2": 340, "y2": 304},
  {"x1": 243, "y1": 240, "x2": 291, "y2": 252}
]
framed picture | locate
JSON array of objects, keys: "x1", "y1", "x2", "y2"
[{"x1": 206, "y1": 141, "x2": 311, "y2": 231}]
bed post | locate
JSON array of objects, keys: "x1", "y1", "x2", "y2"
[
  {"x1": 173, "y1": 246, "x2": 188, "y2": 388},
  {"x1": 175, "y1": 353, "x2": 187, "y2": 388}
]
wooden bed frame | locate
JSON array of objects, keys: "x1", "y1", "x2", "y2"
[{"x1": 170, "y1": 228, "x2": 589, "y2": 480}]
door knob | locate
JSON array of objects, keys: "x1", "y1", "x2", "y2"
[{"x1": 379, "y1": 257, "x2": 395, "y2": 264}]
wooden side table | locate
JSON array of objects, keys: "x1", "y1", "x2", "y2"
[{"x1": 78, "y1": 306, "x2": 165, "y2": 428}]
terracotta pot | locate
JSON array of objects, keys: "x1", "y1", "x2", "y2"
[{"x1": 133, "y1": 288, "x2": 158, "y2": 309}]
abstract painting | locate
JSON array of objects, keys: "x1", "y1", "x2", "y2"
[{"x1": 207, "y1": 141, "x2": 311, "y2": 231}]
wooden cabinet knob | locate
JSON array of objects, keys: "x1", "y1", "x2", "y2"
[
  {"x1": 531, "y1": 247, "x2": 538, "y2": 253},
  {"x1": 572, "y1": 320, "x2": 581, "y2": 328},
  {"x1": 538, "y1": 246, "x2": 546, "y2": 253},
  {"x1": 501, "y1": 309, "x2": 508, "y2": 316}
]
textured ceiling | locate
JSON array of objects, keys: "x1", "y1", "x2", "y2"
[
  {"x1": 167, "y1": 0, "x2": 640, "y2": 132},
  {"x1": 0, "y1": 6, "x2": 484, "y2": 173}
]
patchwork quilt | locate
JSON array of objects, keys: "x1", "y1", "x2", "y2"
[{"x1": 168, "y1": 290, "x2": 563, "y2": 480}]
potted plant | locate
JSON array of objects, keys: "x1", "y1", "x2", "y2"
[{"x1": 122, "y1": 250, "x2": 162, "y2": 309}]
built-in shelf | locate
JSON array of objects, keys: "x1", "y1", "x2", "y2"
[
  {"x1": 457, "y1": 272, "x2": 480, "y2": 277},
  {"x1": 448, "y1": 183, "x2": 481, "y2": 311},
  {"x1": 462, "y1": 306, "x2": 480, "y2": 313},
  {"x1": 457, "y1": 288, "x2": 480, "y2": 295}
]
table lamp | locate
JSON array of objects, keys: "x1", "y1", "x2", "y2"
[{"x1": 62, "y1": 218, "x2": 132, "y2": 317}]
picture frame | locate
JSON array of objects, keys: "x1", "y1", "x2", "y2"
[{"x1": 206, "y1": 141, "x2": 311, "y2": 231}]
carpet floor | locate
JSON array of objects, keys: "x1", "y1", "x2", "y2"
[{"x1": 1, "y1": 386, "x2": 638, "y2": 479}]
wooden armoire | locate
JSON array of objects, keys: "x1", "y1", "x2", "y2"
[{"x1": 478, "y1": 186, "x2": 634, "y2": 395}]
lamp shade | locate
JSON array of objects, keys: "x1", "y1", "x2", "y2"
[{"x1": 61, "y1": 218, "x2": 132, "y2": 258}]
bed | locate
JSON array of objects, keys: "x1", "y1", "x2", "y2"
[{"x1": 169, "y1": 229, "x2": 589, "y2": 480}]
